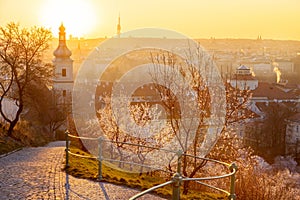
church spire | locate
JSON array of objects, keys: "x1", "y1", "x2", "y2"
[
  {"x1": 59, "y1": 23, "x2": 66, "y2": 43},
  {"x1": 53, "y1": 23, "x2": 72, "y2": 58},
  {"x1": 52, "y1": 23, "x2": 74, "y2": 107},
  {"x1": 117, "y1": 13, "x2": 121, "y2": 37}
]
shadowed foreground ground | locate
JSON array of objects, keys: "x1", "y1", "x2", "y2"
[{"x1": 0, "y1": 141, "x2": 165, "y2": 200}]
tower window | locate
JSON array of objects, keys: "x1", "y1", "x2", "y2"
[
  {"x1": 62, "y1": 68, "x2": 66, "y2": 77},
  {"x1": 63, "y1": 90, "x2": 66, "y2": 97}
]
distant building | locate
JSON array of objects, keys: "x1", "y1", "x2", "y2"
[
  {"x1": 117, "y1": 14, "x2": 121, "y2": 38},
  {"x1": 251, "y1": 82, "x2": 300, "y2": 104},
  {"x1": 274, "y1": 59, "x2": 294, "y2": 74},
  {"x1": 252, "y1": 62, "x2": 273, "y2": 75},
  {"x1": 243, "y1": 81, "x2": 300, "y2": 155},
  {"x1": 229, "y1": 65, "x2": 300, "y2": 151},
  {"x1": 248, "y1": 81, "x2": 300, "y2": 120},
  {"x1": 256, "y1": 35, "x2": 262, "y2": 41},
  {"x1": 230, "y1": 65, "x2": 258, "y2": 90},
  {"x1": 52, "y1": 24, "x2": 73, "y2": 106},
  {"x1": 285, "y1": 113, "x2": 300, "y2": 158},
  {"x1": 96, "y1": 82, "x2": 162, "y2": 107},
  {"x1": 292, "y1": 53, "x2": 300, "y2": 77}
]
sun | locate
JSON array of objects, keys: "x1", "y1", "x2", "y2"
[{"x1": 39, "y1": 0, "x2": 98, "y2": 38}]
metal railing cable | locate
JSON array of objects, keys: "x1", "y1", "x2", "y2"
[
  {"x1": 129, "y1": 181, "x2": 173, "y2": 200},
  {"x1": 67, "y1": 133, "x2": 99, "y2": 141},
  {"x1": 67, "y1": 150, "x2": 97, "y2": 159},
  {"x1": 194, "y1": 180, "x2": 230, "y2": 195},
  {"x1": 103, "y1": 158, "x2": 173, "y2": 174},
  {"x1": 64, "y1": 130, "x2": 237, "y2": 200}
]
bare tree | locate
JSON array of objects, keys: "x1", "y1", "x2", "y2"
[
  {"x1": 262, "y1": 102, "x2": 296, "y2": 158},
  {"x1": 97, "y1": 93, "x2": 169, "y2": 170},
  {"x1": 0, "y1": 22, "x2": 52, "y2": 136},
  {"x1": 149, "y1": 48, "x2": 253, "y2": 194},
  {"x1": 23, "y1": 80, "x2": 69, "y2": 138},
  {"x1": 208, "y1": 83, "x2": 254, "y2": 163},
  {"x1": 93, "y1": 45, "x2": 253, "y2": 194},
  {"x1": 97, "y1": 95, "x2": 130, "y2": 163}
]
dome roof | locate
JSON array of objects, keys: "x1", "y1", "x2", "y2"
[
  {"x1": 59, "y1": 24, "x2": 65, "y2": 32},
  {"x1": 53, "y1": 24, "x2": 72, "y2": 58},
  {"x1": 53, "y1": 44, "x2": 72, "y2": 58}
]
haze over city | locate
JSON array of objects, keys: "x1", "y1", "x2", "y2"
[
  {"x1": 1, "y1": 0, "x2": 300, "y2": 199},
  {"x1": 1, "y1": 0, "x2": 300, "y2": 40}
]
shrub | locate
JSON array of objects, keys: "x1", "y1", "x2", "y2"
[{"x1": 12, "y1": 120, "x2": 53, "y2": 146}]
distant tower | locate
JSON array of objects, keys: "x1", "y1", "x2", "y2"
[
  {"x1": 53, "y1": 24, "x2": 73, "y2": 106},
  {"x1": 230, "y1": 65, "x2": 258, "y2": 90},
  {"x1": 257, "y1": 35, "x2": 262, "y2": 41},
  {"x1": 117, "y1": 14, "x2": 121, "y2": 37}
]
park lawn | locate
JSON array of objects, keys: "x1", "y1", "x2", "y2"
[{"x1": 65, "y1": 146, "x2": 226, "y2": 200}]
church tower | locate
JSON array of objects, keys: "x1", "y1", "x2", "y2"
[
  {"x1": 230, "y1": 65, "x2": 258, "y2": 90},
  {"x1": 117, "y1": 14, "x2": 121, "y2": 37},
  {"x1": 53, "y1": 24, "x2": 73, "y2": 106}
]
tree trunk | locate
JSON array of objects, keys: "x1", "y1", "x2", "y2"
[
  {"x1": 6, "y1": 103, "x2": 23, "y2": 137},
  {"x1": 183, "y1": 181, "x2": 190, "y2": 195},
  {"x1": 7, "y1": 120, "x2": 17, "y2": 136}
]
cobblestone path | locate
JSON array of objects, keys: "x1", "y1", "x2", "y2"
[{"x1": 0, "y1": 141, "x2": 166, "y2": 200}]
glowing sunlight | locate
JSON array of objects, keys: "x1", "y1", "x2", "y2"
[{"x1": 39, "y1": 0, "x2": 98, "y2": 37}]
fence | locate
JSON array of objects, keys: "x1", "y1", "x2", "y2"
[{"x1": 65, "y1": 130, "x2": 237, "y2": 200}]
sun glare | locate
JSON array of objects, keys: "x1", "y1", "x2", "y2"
[{"x1": 39, "y1": 0, "x2": 98, "y2": 38}]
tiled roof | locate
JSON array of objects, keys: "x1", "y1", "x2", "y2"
[
  {"x1": 287, "y1": 113, "x2": 300, "y2": 123},
  {"x1": 252, "y1": 82, "x2": 300, "y2": 100}
]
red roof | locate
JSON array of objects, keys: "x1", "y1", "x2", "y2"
[
  {"x1": 252, "y1": 82, "x2": 300, "y2": 100},
  {"x1": 287, "y1": 113, "x2": 300, "y2": 123}
]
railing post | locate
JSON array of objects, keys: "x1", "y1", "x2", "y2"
[
  {"x1": 172, "y1": 150, "x2": 182, "y2": 200},
  {"x1": 65, "y1": 130, "x2": 70, "y2": 169},
  {"x1": 98, "y1": 136, "x2": 103, "y2": 181},
  {"x1": 228, "y1": 163, "x2": 237, "y2": 200}
]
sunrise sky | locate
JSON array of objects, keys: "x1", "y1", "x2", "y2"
[{"x1": 0, "y1": 0, "x2": 299, "y2": 40}]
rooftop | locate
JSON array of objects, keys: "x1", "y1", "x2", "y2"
[
  {"x1": 252, "y1": 82, "x2": 300, "y2": 100},
  {"x1": 286, "y1": 113, "x2": 300, "y2": 123},
  {"x1": 237, "y1": 65, "x2": 250, "y2": 70}
]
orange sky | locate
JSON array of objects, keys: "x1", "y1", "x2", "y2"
[{"x1": 0, "y1": 0, "x2": 299, "y2": 40}]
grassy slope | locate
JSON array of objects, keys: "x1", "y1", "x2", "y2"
[
  {"x1": 0, "y1": 122, "x2": 51, "y2": 155},
  {"x1": 66, "y1": 146, "x2": 226, "y2": 200},
  {"x1": 0, "y1": 135, "x2": 23, "y2": 155}
]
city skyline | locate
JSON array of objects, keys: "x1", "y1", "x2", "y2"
[{"x1": 0, "y1": 0, "x2": 300, "y2": 40}]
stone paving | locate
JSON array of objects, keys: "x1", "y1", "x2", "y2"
[{"x1": 0, "y1": 141, "x2": 166, "y2": 200}]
